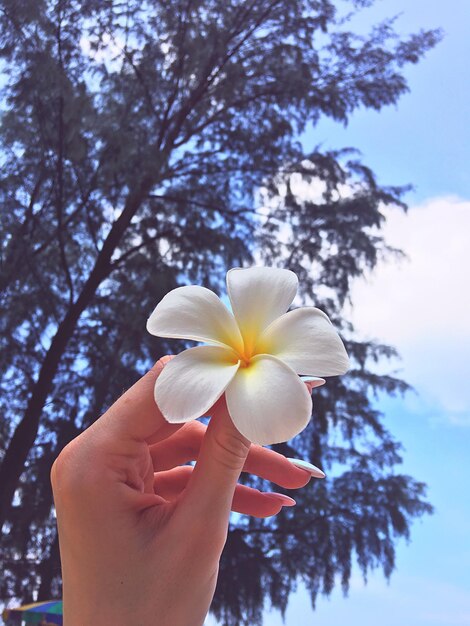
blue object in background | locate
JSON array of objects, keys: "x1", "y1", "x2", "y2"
[{"x1": 2, "y1": 600, "x2": 63, "y2": 625}]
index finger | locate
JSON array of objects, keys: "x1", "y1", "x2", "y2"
[{"x1": 101, "y1": 356, "x2": 181, "y2": 442}]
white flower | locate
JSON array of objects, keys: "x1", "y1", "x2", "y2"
[{"x1": 146, "y1": 267, "x2": 349, "y2": 445}]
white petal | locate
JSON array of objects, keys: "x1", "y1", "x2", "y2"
[
  {"x1": 257, "y1": 307, "x2": 349, "y2": 376},
  {"x1": 225, "y1": 354, "x2": 312, "y2": 445},
  {"x1": 147, "y1": 285, "x2": 243, "y2": 352},
  {"x1": 155, "y1": 346, "x2": 240, "y2": 422},
  {"x1": 226, "y1": 267, "x2": 298, "y2": 354}
]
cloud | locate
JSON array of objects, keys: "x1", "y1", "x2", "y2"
[{"x1": 347, "y1": 196, "x2": 470, "y2": 426}]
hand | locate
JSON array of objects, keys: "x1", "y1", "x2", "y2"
[{"x1": 51, "y1": 356, "x2": 318, "y2": 626}]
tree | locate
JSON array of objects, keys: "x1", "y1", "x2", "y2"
[{"x1": 0, "y1": 1, "x2": 438, "y2": 623}]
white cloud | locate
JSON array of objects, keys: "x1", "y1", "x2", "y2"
[{"x1": 347, "y1": 196, "x2": 470, "y2": 426}]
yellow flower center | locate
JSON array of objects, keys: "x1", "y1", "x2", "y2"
[
  {"x1": 229, "y1": 344, "x2": 255, "y2": 368},
  {"x1": 229, "y1": 332, "x2": 270, "y2": 369},
  {"x1": 239, "y1": 353, "x2": 251, "y2": 368}
]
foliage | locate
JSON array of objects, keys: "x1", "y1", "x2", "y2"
[{"x1": 0, "y1": 1, "x2": 438, "y2": 623}]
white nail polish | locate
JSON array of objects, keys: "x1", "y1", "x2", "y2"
[
  {"x1": 264, "y1": 492, "x2": 296, "y2": 507},
  {"x1": 300, "y1": 376, "x2": 325, "y2": 388},
  {"x1": 287, "y1": 458, "x2": 326, "y2": 479}
]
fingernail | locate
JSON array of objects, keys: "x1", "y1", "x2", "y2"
[
  {"x1": 263, "y1": 492, "x2": 296, "y2": 507},
  {"x1": 287, "y1": 458, "x2": 326, "y2": 479},
  {"x1": 300, "y1": 376, "x2": 325, "y2": 388}
]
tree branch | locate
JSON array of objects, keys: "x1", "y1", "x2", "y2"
[
  {"x1": 110, "y1": 226, "x2": 177, "y2": 269},
  {"x1": 148, "y1": 193, "x2": 257, "y2": 218},
  {"x1": 157, "y1": 0, "x2": 193, "y2": 148},
  {"x1": 108, "y1": 31, "x2": 158, "y2": 118},
  {"x1": 55, "y1": 0, "x2": 75, "y2": 305}
]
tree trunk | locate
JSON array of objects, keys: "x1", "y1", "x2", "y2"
[
  {"x1": 37, "y1": 531, "x2": 60, "y2": 601},
  {"x1": 0, "y1": 183, "x2": 152, "y2": 528}
]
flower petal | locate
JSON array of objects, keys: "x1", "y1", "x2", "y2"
[
  {"x1": 257, "y1": 307, "x2": 349, "y2": 376},
  {"x1": 155, "y1": 346, "x2": 240, "y2": 423},
  {"x1": 147, "y1": 285, "x2": 243, "y2": 352},
  {"x1": 226, "y1": 267, "x2": 298, "y2": 354},
  {"x1": 225, "y1": 354, "x2": 312, "y2": 445}
]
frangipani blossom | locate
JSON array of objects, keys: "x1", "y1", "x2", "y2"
[{"x1": 146, "y1": 267, "x2": 349, "y2": 445}]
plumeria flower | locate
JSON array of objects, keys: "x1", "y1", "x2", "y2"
[{"x1": 146, "y1": 267, "x2": 349, "y2": 445}]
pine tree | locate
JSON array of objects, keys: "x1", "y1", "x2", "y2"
[{"x1": 0, "y1": 1, "x2": 437, "y2": 622}]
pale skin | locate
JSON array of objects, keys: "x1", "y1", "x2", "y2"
[{"x1": 51, "y1": 356, "x2": 318, "y2": 626}]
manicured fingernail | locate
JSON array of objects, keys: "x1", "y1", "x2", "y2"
[
  {"x1": 263, "y1": 492, "x2": 296, "y2": 507},
  {"x1": 287, "y1": 458, "x2": 326, "y2": 479},
  {"x1": 300, "y1": 376, "x2": 325, "y2": 388}
]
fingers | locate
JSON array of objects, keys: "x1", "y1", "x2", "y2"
[
  {"x1": 140, "y1": 373, "x2": 322, "y2": 524},
  {"x1": 304, "y1": 378, "x2": 325, "y2": 393},
  {"x1": 242, "y1": 445, "x2": 313, "y2": 489},
  {"x1": 149, "y1": 420, "x2": 320, "y2": 489},
  {"x1": 154, "y1": 466, "x2": 295, "y2": 518},
  {"x1": 100, "y1": 355, "x2": 182, "y2": 443},
  {"x1": 149, "y1": 420, "x2": 206, "y2": 470},
  {"x1": 176, "y1": 397, "x2": 251, "y2": 528}
]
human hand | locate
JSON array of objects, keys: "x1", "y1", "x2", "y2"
[{"x1": 51, "y1": 356, "x2": 321, "y2": 626}]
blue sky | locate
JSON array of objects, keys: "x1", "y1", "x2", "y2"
[
  {"x1": 258, "y1": 194, "x2": 470, "y2": 626},
  {"x1": 310, "y1": 0, "x2": 470, "y2": 203},
  {"x1": 209, "y1": 1, "x2": 470, "y2": 624}
]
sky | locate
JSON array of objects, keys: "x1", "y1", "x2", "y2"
[
  {"x1": 1, "y1": 2, "x2": 467, "y2": 623},
  {"x1": 209, "y1": 0, "x2": 470, "y2": 624}
]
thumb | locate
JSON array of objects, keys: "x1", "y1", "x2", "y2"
[{"x1": 179, "y1": 396, "x2": 250, "y2": 528}]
